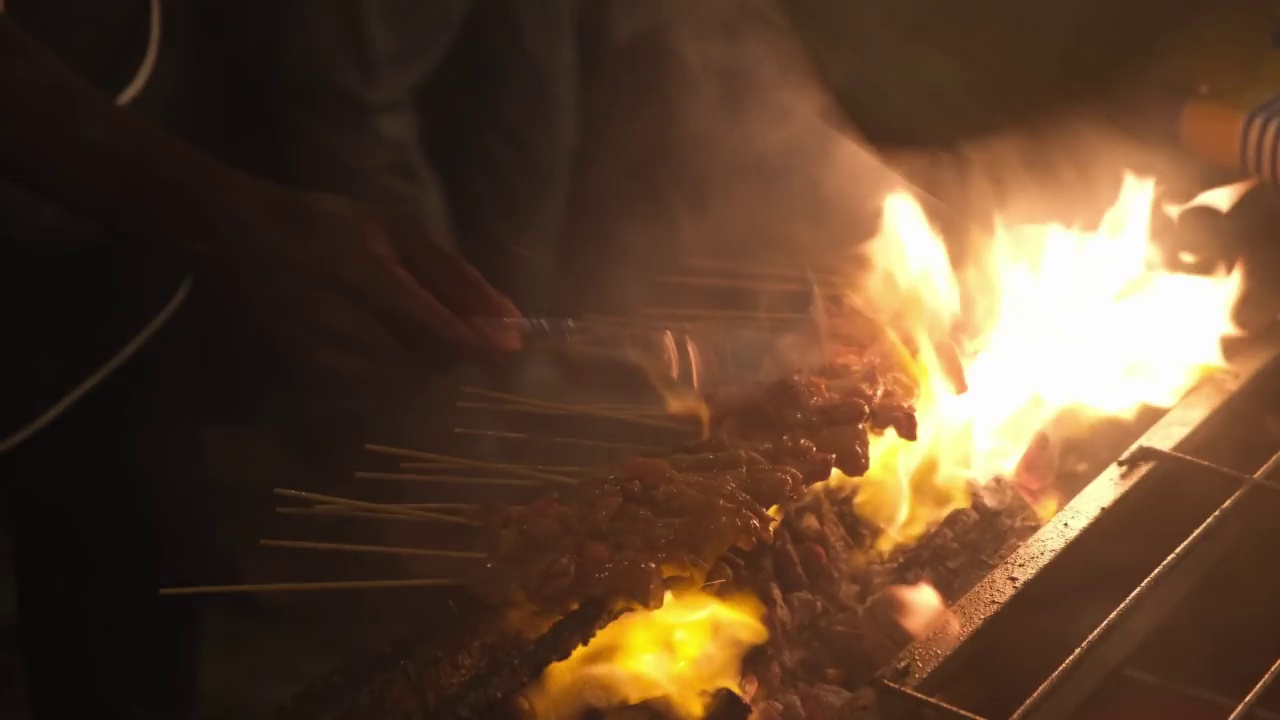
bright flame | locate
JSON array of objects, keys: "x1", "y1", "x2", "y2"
[
  {"x1": 882, "y1": 582, "x2": 956, "y2": 641},
  {"x1": 843, "y1": 174, "x2": 1242, "y2": 551},
  {"x1": 1162, "y1": 178, "x2": 1255, "y2": 220},
  {"x1": 525, "y1": 591, "x2": 768, "y2": 719}
]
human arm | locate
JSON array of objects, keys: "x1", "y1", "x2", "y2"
[{"x1": 0, "y1": 13, "x2": 521, "y2": 373}]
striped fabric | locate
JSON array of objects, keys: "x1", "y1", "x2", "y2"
[{"x1": 1239, "y1": 94, "x2": 1280, "y2": 183}]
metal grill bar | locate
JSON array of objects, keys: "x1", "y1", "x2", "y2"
[
  {"x1": 1008, "y1": 448, "x2": 1280, "y2": 720},
  {"x1": 1119, "y1": 446, "x2": 1280, "y2": 493},
  {"x1": 1122, "y1": 668, "x2": 1280, "y2": 720},
  {"x1": 878, "y1": 680, "x2": 991, "y2": 720},
  {"x1": 1228, "y1": 655, "x2": 1280, "y2": 720}
]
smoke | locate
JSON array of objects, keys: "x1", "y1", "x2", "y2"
[
  {"x1": 562, "y1": 0, "x2": 900, "y2": 314},
  {"x1": 566, "y1": 1, "x2": 1204, "y2": 314}
]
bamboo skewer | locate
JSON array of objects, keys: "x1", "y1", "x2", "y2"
[
  {"x1": 459, "y1": 387, "x2": 686, "y2": 431},
  {"x1": 456, "y1": 401, "x2": 678, "y2": 418},
  {"x1": 452, "y1": 428, "x2": 660, "y2": 453},
  {"x1": 578, "y1": 313, "x2": 693, "y2": 330},
  {"x1": 638, "y1": 308, "x2": 810, "y2": 320},
  {"x1": 397, "y1": 461, "x2": 590, "y2": 474},
  {"x1": 654, "y1": 275, "x2": 843, "y2": 294},
  {"x1": 276, "y1": 507, "x2": 443, "y2": 522},
  {"x1": 353, "y1": 471, "x2": 541, "y2": 487},
  {"x1": 159, "y1": 578, "x2": 464, "y2": 596},
  {"x1": 259, "y1": 539, "x2": 486, "y2": 560},
  {"x1": 363, "y1": 444, "x2": 579, "y2": 485},
  {"x1": 677, "y1": 256, "x2": 844, "y2": 282},
  {"x1": 273, "y1": 488, "x2": 482, "y2": 526},
  {"x1": 311, "y1": 502, "x2": 477, "y2": 512}
]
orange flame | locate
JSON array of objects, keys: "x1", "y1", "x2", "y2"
[
  {"x1": 525, "y1": 591, "x2": 768, "y2": 719},
  {"x1": 838, "y1": 174, "x2": 1242, "y2": 551},
  {"x1": 1162, "y1": 179, "x2": 1255, "y2": 220}
]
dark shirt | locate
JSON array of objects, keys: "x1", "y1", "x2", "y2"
[{"x1": 268, "y1": 0, "x2": 580, "y2": 314}]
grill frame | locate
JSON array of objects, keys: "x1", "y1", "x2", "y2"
[{"x1": 877, "y1": 341, "x2": 1280, "y2": 720}]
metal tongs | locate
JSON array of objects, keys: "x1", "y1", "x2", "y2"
[{"x1": 475, "y1": 315, "x2": 828, "y2": 395}]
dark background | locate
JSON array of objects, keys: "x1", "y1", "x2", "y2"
[{"x1": 3, "y1": 1, "x2": 1279, "y2": 718}]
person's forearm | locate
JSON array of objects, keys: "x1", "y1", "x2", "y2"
[{"x1": 0, "y1": 15, "x2": 266, "y2": 257}]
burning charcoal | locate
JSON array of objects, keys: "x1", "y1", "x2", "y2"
[
  {"x1": 836, "y1": 583, "x2": 864, "y2": 609},
  {"x1": 793, "y1": 512, "x2": 824, "y2": 544},
  {"x1": 753, "y1": 701, "x2": 784, "y2": 720},
  {"x1": 864, "y1": 584, "x2": 955, "y2": 667},
  {"x1": 764, "y1": 583, "x2": 794, "y2": 636},
  {"x1": 740, "y1": 675, "x2": 759, "y2": 704},
  {"x1": 795, "y1": 543, "x2": 836, "y2": 591},
  {"x1": 785, "y1": 592, "x2": 823, "y2": 628},
  {"x1": 705, "y1": 689, "x2": 752, "y2": 720},
  {"x1": 844, "y1": 689, "x2": 877, "y2": 719},
  {"x1": 776, "y1": 695, "x2": 807, "y2": 720},
  {"x1": 811, "y1": 495, "x2": 858, "y2": 577},
  {"x1": 813, "y1": 611, "x2": 877, "y2": 684},
  {"x1": 799, "y1": 684, "x2": 855, "y2": 720},
  {"x1": 860, "y1": 564, "x2": 899, "y2": 599},
  {"x1": 743, "y1": 648, "x2": 784, "y2": 696},
  {"x1": 938, "y1": 507, "x2": 980, "y2": 535},
  {"x1": 772, "y1": 531, "x2": 810, "y2": 593}
]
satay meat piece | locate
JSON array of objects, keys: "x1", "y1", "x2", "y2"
[
  {"x1": 813, "y1": 425, "x2": 872, "y2": 477},
  {"x1": 742, "y1": 466, "x2": 804, "y2": 508}
]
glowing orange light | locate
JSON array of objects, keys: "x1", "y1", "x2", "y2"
[
  {"x1": 525, "y1": 591, "x2": 768, "y2": 719},
  {"x1": 836, "y1": 174, "x2": 1242, "y2": 550}
]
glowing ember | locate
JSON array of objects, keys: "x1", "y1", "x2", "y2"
[
  {"x1": 525, "y1": 591, "x2": 768, "y2": 719},
  {"x1": 839, "y1": 173, "x2": 1243, "y2": 551},
  {"x1": 882, "y1": 582, "x2": 956, "y2": 641}
]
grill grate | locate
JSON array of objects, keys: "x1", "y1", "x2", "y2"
[
  {"x1": 1008, "y1": 447, "x2": 1280, "y2": 720},
  {"x1": 883, "y1": 445, "x2": 1280, "y2": 720},
  {"x1": 878, "y1": 344, "x2": 1280, "y2": 720}
]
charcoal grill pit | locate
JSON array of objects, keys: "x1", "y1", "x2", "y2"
[
  {"x1": 879, "y1": 339, "x2": 1280, "y2": 720},
  {"x1": 278, "y1": 338, "x2": 1280, "y2": 720}
]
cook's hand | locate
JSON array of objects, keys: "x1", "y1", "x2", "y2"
[{"x1": 202, "y1": 186, "x2": 523, "y2": 388}]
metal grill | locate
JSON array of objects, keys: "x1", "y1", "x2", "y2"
[{"x1": 878, "y1": 343, "x2": 1280, "y2": 720}]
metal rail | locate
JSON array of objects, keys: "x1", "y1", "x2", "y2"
[
  {"x1": 1008, "y1": 448, "x2": 1280, "y2": 720},
  {"x1": 879, "y1": 680, "x2": 992, "y2": 720},
  {"x1": 877, "y1": 359, "x2": 1259, "y2": 693},
  {"x1": 1123, "y1": 667, "x2": 1280, "y2": 720},
  {"x1": 1229, "y1": 655, "x2": 1280, "y2": 720},
  {"x1": 876, "y1": 344, "x2": 1280, "y2": 719}
]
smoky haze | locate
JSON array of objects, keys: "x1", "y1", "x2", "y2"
[
  {"x1": 557, "y1": 0, "x2": 897, "y2": 317},
  {"x1": 557, "y1": 1, "x2": 1217, "y2": 318}
]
